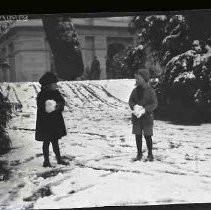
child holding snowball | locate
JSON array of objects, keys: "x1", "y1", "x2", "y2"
[
  {"x1": 35, "y1": 72, "x2": 68, "y2": 167},
  {"x1": 129, "y1": 69, "x2": 158, "y2": 161}
]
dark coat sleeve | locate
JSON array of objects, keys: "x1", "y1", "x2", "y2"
[
  {"x1": 128, "y1": 89, "x2": 137, "y2": 110},
  {"x1": 36, "y1": 92, "x2": 45, "y2": 113},
  {"x1": 143, "y1": 89, "x2": 158, "y2": 113},
  {"x1": 53, "y1": 91, "x2": 65, "y2": 113}
]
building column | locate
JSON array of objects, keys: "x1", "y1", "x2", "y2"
[{"x1": 94, "y1": 36, "x2": 107, "y2": 79}]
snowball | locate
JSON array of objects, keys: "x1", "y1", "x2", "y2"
[
  {"x1": 132, "y1": 104, "x2": 145, "y2": 118},
  {"x1": 45, "y1": 100, "x2": 57, "y2": 113}
]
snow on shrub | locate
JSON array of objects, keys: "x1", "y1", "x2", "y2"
[
  {"x1": 0, "y1": 92, "x2": 12, "y2": 155},
  {"x1": 161, "y1": 43, "x2": 211, "y2": 122},
  {"x1": 127, "y1": 13, "x2": 211, "y2": 123}
]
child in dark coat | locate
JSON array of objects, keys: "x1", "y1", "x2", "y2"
[
  {"x1": 129, "y1": 69, "x2": 158, "y2": 161},
  {"x1": 35, "y1": 72, "x2": 68, "y2": 167}
]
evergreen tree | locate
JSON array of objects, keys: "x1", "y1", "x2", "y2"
[
  {"x1": 125, "y1": 11, "x2": 211, "y2": 123},
  {"x1": 42, "y1": 16, "x2": 84, "y2": 80}
]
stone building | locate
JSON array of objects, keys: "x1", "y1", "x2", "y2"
[{"x1": 0, "y1": 17, "x2": 136, "y2": 82}]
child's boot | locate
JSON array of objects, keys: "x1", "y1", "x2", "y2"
[
  {"x1": 52, "y1": 141, "x2": 69, "y2": 166},
  {"x1": 57, "y1": 158, "x2": 69, "y2": 165},
  {"x1": 147, "y1": 153, "x2": 154, "y2": 161},
  {"x1": 43, "y1": 160, "x2": 52, "y2": 167},
  {"x1": 43, "y1": 152, "x2": 51, "y2": 167},
  {"x1": 134, "y1": 152, "x2": 142, "y2": 161},
  {"x1": 56, "y1": 150, "x2": 69, "y2": 165}
]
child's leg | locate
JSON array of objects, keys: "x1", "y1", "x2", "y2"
[
  {"x1": 51, "y1": 139, "x2": 69, "y2": 165},
  {"x1": 135, "y1": 134, "x2": 142, "y2": 155},
  {"x1": 43, "y1": 140, "x2": 51, "y2": 167},
  {"x1": 133, "y1": 134, "x2": 142, "y2": 161},
  {"x1": 51, "y1": 139, "x2": 61, "y2": 160},
  {"x1": 144, "y1": 135, "x2": 154, "y2": 161}
]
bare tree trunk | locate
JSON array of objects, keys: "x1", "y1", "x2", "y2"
[{"x1": 42, "y1": 16, "x2": 84, "y2": 80}]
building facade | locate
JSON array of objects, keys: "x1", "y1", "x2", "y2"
[{"x1": 0, "y1": 17, "x2": 136, "y2": 82}]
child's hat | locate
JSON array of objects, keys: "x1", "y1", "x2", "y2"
[
  {"x1": 39, "y1": 72, "x2": 58, "y2": 86},
  {"x1": 136, "y1": 69, "x2": 150, "y2": 82}
]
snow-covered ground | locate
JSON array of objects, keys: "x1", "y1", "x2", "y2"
[{"x1": 0, "y1": 79, "x2": 211, "y2": 209}]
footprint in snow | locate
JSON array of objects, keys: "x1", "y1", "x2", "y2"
[
  {"x1": 23, "y1": 186, "x2": 52, "y2": 202},
  {"x1": 35, "y1": 153, "x2": 43, "y2": 158},
  {"x1": 24, "y1": 156, "x2": 35, "y2": 163},
  {"x1": 10, "y1": 160, "x2": 21, "y2": 166},
  {"x1": 120, "y1": 137, "x2": 125, "y2": 142}
]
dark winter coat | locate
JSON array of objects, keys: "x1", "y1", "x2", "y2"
[
  {"x1": 35, "y1": 88, "x2": 67, "y2": 141},
  {"x1": 128, "y1": 85, "x2": 158, "y2": 135}
]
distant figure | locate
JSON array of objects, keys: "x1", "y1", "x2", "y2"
[
  {"x1": 35, "y1": 72, "x2": 69, "y2": 167},
  {"x1": 90, "y1": 56, "x2": 101, "y2": 80},
  {"x1": 105, "y1": 56, "x2": 112, "y2": 79},
  {"x1": 129, "y1": 69, "x2": 158, "y2": 162}
]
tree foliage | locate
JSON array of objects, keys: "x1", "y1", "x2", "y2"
[
  {"x1": 107, "y1": 45, "x2": 147, "y2": 79},
  {"x1": 123, "y1": 11, "x2": 211, "y2": 123},
  {"x1": 42, "y1": 16, "x2": 84, "y2": 80}
]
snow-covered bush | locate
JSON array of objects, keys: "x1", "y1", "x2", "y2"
[
  {"x1": 127, "y1": 13, "x2": 211, "y2": 123},
  {"x1": 107, "y1": 45, "x2": 147, "y2": 79},
  {"x1": 0, "y1": 92, "x2": 12, "y2": 155},
  {"x1": 155, "y1": 42, "x2": 211, "y2": 123}
]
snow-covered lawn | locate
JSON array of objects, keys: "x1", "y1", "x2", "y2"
[{"x1": 0, "y1": 80, "x2": 211, "y2": 209}]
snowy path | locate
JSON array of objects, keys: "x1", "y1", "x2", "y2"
[{"x1": 0, "y1": 80, "x2": 211, "y2": 209}]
